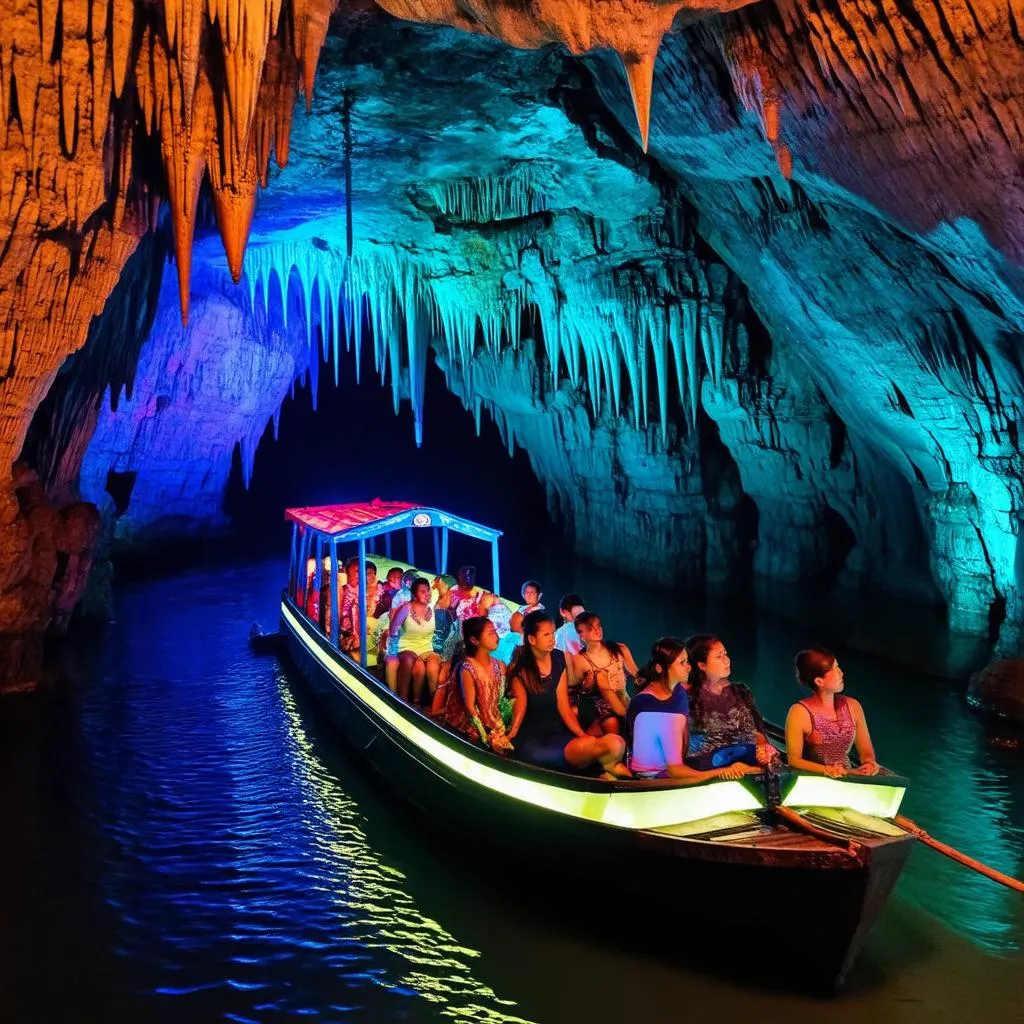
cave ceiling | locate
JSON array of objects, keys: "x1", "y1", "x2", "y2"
[{"x1": 2, "y1": 0, "x2": 1024, "y2": 668}]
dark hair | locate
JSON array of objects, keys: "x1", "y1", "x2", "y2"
[
  {"x1": 636, "y1": 636, "x2": 686, "y2": 691},
  {"x1": 574, "y1": 611, "x2": 623, "y2": 659},
  {"x1": 386, "y1": 566, "x2": 404, "y2": 580},
  {"x1": 559, "y1": 593, "x2": 584, "y2": 614},
  {"x1": 685, "y1": 634, "x2": 721, "y2": 692},
  {"x1": 411, "y1": 577, "x2": 431, "y2": 600},
  {"x1": 342, "y1": 558, "x2": 376, "y2": 575},
  {"x1": 457, "y1": 565, "x2": 477, "y2": 585},
  {"x1": 461, "y1": 615, "x2": 491, "y2": 656},
  {"x1": 401, "y1": 569, "x2": 417, "y2": 587},
  {"x1": 507, "y1": 610, "x2": 557, "y2": 695},
  {"x1": 685, "y1": 634, "x2": 764, "y2": 733},
  {"x1": 520, "y1": 580, "x2": 542, "y2": 599},
  {"x1": 795, "y1": 647, "x2": 836, "y2": 691}
]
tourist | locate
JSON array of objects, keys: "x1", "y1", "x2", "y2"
[
  {"x1": 437, "y1": 616, "x2": 512, "y2": 753},
  {"x1": 507, "y1": 611, "x2": 630, "y2": 778},
  {"x1": 554, "y1": 593, "x2": 585, "y2": 655},
  {"x1": 389, "y1": 578, "x2": 441, "y2": 704},
  {"x1": 375, "y1": 566, "x2": 405, "y2": 617},
  {"x1": 339, "y1": 558, "x2": 384, "y2": 656},
  {"x1": 431, "y1": 574, "x2": 457, "y2": 652},
  {"x1": 786, "y1": 648, "x2": 879, "y2": 777},
  {"x1": 627, "y1": 638, "x2": 758, "y2": 781},
  {"x1": 510, "y1": 580, "x2": 544, "y2": 635},
  {"x1": 572, "y1": 611, "x2": 639, "y2": 734},
  {"x1": 450, "y1": 565, "x2": 482, "y2": 615},
  {"x1": 684, "y1": 634, "x2": 779, "y2": 769}
]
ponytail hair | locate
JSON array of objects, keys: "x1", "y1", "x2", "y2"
[
  {"x1": 636, "y1": 636, "x2": 686, "y2": 690},
  {"x1": 794, "y1": 647, "x2": 836, "y2": 692}
]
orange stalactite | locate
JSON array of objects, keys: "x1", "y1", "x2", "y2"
[
  {"x1": 374, "y1": 0, "x2": 759, "y2": 149},
  {"x1": 208, "y1": 130, "x2": 260, "y2": 282}
]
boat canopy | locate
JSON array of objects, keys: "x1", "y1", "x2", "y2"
[{"x1": 286, "y1": 499, "x2": 503, "y2": 665}]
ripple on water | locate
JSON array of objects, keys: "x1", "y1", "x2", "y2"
[{"x1": 3, "y1": 559, "x2": 1023, "y2": 1024}]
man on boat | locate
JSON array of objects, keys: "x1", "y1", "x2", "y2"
[{"x1": 554, "y1": 594, "x2": 585, "y2": 655}]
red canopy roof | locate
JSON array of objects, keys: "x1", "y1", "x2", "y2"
[{"x1": 285, "y1": 500, "x2": 418, "y2": 536}]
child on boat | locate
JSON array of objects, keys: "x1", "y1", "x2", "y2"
[{"x1": 786, "y1": 648, "x2": 879, "y2": 777}]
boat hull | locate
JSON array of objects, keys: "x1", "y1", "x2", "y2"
[{"x1": 280, "y1": 598, "x2": 912, "y2": 989}]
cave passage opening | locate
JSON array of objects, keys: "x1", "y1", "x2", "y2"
[{"x1": 224, "y1": 343, "x2": 558, "y2": 584}]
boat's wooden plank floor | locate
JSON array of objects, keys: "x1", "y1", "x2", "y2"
[{"x1": 649, "y1": 809, "x2": 908, "y2": 852}]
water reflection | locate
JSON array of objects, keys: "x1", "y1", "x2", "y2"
[
  {"x1": 1, "y1": 556, "x2": 1023, "y2": 1024},
  {"x1": 527, "y1": 554, "x2": 1024, "y2": 955}
]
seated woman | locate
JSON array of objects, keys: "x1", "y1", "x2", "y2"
[
  {"x1": 684, "y1": 634, "x2": 780, "y2": 770},
  {"x1": 786, "y1": 648, "x2": 879, "y2": 777},
  {"x1": 389, "y1": 578, "x2": 442, "y2": 704},
  {"x1": 571, "y1": 612, "x2": 639, "y2": 735},
  {"x1": 375, "y1": 566, "x2": 405, "y2": 618},
  {"x1": 509, "y1": 580, "x2": 544, "y2": 635},
  {"x1": 507, "y1": 611, "x2": 631, "y2": 779},
  {"x1": 436, "y1": 616, "x2": 512, "y2": 754},
  {"x1": 449, "y1": 566, "x2": 485, "y2": 616},
  {"x1": 627, "y1": 638, "x2": 759, "y2": 782},
  {"x1": 431, "y1": 574, "x2": 457, "y2": 652},
  {"x1": 339, "y1": 559, "x2": 384, "y2": 657}
]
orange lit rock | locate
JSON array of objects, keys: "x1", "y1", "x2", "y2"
[{"x1": 374, "y1": 0, "x2": 759, "y2": 148}]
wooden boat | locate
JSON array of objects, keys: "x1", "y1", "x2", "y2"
[{"x1": 278, "y1": 500, "x2": 915, "y2": 990}]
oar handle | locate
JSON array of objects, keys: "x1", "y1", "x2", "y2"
[
  {"x1": 894, "y1": 815, "x2": 1024, "y2": 895},
  {"x1": 774, "y1": 806, "x2": 864, "y2": 860}
]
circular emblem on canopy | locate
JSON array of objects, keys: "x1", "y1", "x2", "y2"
[{"x1": 412, "y1": 512, "x2": 431, "y2": 528}]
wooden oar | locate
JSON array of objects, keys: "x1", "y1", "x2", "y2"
[
  {"x1": 893, "y1": 815, "x2": 1024, "y2": 895},
  {"x1": 773, "y1": 805, "x2": 864, "y2": 860},
  {"x1": 764, "y1": 719, "x2": 1024, "y2": 894}
]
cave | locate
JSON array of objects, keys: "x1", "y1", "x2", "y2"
[{"x1": 2, "y1": 0, "x2": 1023, "y2": 689}]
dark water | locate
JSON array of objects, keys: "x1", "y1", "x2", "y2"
[{"x1": 3, "y1": 556, "x2": 1024, "y2": 1024}]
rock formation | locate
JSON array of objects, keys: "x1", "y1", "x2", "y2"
[{"x1": 2, "y1": 0, "x2": 1023, "y2": 687}]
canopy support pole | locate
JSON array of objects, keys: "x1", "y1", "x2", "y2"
[
  {"x1": 385, "y1": 533, "x2": 392, "y2": 559},
  {"x1": 314, "y1": 536, "x2": 324, "y2": 629},
  {"x1": 298, "y1": 528, "x2": 311, "y2": 605},
  {"x1": 441, "y1": 527, "x2": 449, "y2": 574},
  {"x1": 491, "y1": 538, "x2": 500, "y2": 595},
  {"x1": 433, "y1": 528, "x2": 441, "y2": 574},
  {"x1": 358, "y1": 538, "x2": 368, "y2": 668},
  {"x1": 288, "y1": 523, "x2": 298, "y2": 598},
  {"x1": 330, "y1": 538, "x2": 340, "y2": 647},
  {"x1": 406, "y1": 527, "x2": 415, "y2": 565}
]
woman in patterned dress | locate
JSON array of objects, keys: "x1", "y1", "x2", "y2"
[
  {"x1": 437, "y1": 616, "x2": 512, "y2": 754},
  {"x1": 786, "y1": 647, "x2": 880, "y2": 777},
  {"x1": 684, "y1": 634, "x2": 780, "y2": 770}
]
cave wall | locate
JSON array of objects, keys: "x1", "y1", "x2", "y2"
[
  {"x1": 5, "y1": 0, "x2": 1024, "y2": 672},
  {"x1": 79, "y1": 258, "x2": 310, "y2": 549}
]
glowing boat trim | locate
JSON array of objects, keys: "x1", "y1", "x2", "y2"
[{"x1": 282, "y1": 603, "x2": 764, "y2": 829}]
